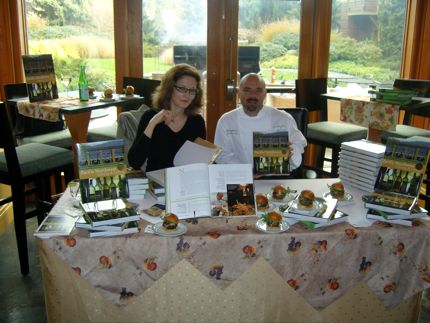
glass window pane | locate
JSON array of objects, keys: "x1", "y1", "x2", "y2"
[
  {"x1": 25, "y1": 0, "x2": 115, "y2": 92},
  {"x1": 239, "y1": 0, "x2": 300, "y2": 108},
  {"x1": 329, "y1": 0, "x2": 406, "y2": 89}
]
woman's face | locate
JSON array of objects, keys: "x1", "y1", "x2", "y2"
[{"x1": 170, "y1": 75, "x2": 198, "y2": 110}]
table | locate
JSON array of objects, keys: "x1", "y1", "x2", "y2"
[
  {"x1": 14, "y1": 94, "x2": 145, "y2": 148},
  {"x1": 37, "y1": 178, "x2": 429, "y2": 322},
  {"x1": 322, "y1": 92, "x2": 430, "y2": 142}
]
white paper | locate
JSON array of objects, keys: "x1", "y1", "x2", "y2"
[{"x1": 173, "y1": 140, "x2": 219, "y2": 166}]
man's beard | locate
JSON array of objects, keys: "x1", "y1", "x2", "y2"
[{"x1": 243, "y1": 98, "x2": 261, "y2": 112}]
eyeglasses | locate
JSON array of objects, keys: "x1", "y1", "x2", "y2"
[{"x1": 174, "y1": 85, "x2": 198, "y2": 96}]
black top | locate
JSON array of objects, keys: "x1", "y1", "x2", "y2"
[{"x1": 128, "y1": 109, "x2": 206, "y2": 171}]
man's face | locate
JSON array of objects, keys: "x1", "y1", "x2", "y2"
[{"x1": 238, "y1": 75, "x2": 266, "y2": 116}]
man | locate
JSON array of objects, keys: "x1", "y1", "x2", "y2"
[{"x1": 214, "y1": 73, "x2": 307, "y2": 172}]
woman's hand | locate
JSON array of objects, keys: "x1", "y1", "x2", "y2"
[{"x1": 144, "y1": 109, "x2": 171, "y2": 138}]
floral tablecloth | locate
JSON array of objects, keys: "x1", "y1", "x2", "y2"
[
  {"x1": 40, "y1": 203, "x2": 430, "y2": 311},
  {"x1": 17, "y1": 97, "x2": 98, "y2": 122},
  {"x1": 340, "y1": 98, "x2": 400, "y2": 131}
]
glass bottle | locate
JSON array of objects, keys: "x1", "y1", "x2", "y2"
[
  {"x1": 109, "y1": 176, "x2": 118, "y2": 199},
  {"x1": 94, "y1": 178, "x2": 103, "y2": 201},
  {"x1": 102, "y1": 177, "x2": 110, "y2": 199},
  {"x1": 78, "y1": 64, "x2": 89, "y2": 101}
]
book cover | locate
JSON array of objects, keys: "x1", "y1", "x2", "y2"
[
  {"x1": 366, "y1": 210, "x2": 423, "y2": 227},
  {"x1": 22, "y1": 54, "x2": 59, "y2": 102},
  {"x1": 253, "y1": 131, "x2": 290, "y2": 177},
  {"x1": 76, "y1": 139, "x2": 128, "y2": 180},
  {"x1": 81, "y1": 199, "x2": 140, "y2": 226},
  {"x1": 364, "y1": 137, "x2": 430, "y2": 215},
  {"x1": 80, "y1": 175, "x2": 129, "y2": 203},
  {"x1": 366, "y1": 206, "x2": 428, "y2": 220},
  {"x1": 75, "y1": 216, "x2": 127, "y2": 232},
  {"x1": 165, "y1": 163, "x2": 254, "y2": 219},
  {"x1": 34, "y1": 214, "x2": 77, "y2": 238},
  {"x1": 87, "y1": 221, "x2": 140, "y2": 237}
]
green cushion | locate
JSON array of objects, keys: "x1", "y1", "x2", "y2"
[
  {"x1": 19, "y1": 129, "x2": 72, "y2": 149},
  {"x1": 381, "y1": 125, "x2": 430, "y2": 142},
  {"x1": 307, "y1": 121, "x2": 368, "y2": 145},
  {"x1": 88, "y1": 124, "x2": 118, "y2": 142},
  {"x1": 0, "y1": 143, "x2": 73, "y2": 177}
]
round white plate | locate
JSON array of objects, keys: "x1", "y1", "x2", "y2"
[
  {"x1": 267, "y1": 192, "x2": 297, "y2": 204},
  {"x1": 323, "y1": 191, "x2": 353, "y2": 202},
  {"x1": 152, "y1": 222, "x2": 187, "y2": 237},
  {"x1": 255, "y1": 218, "x2": 290, "y2": 234},
  {"x1": 99, "y1": 97, "x2": 116, "y2": 102}
]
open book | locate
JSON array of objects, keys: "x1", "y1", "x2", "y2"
[
  {"x1": 164, "y1": 163, "x2": 255, "y2": 219},
  {"x1": 173, "y1": 138, "x2": 221, "y2": 166},
  {"x1": 363, "y1": 137, "x2": 430, "y2": 215}
]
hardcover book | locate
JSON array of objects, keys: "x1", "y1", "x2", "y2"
[
  {"x1": 253, "y1": 131, "x2": 290, "y2": 177},
  {"x1": 363, "y1": 138, "x2": 430, "y2": 215},
  {"x1": 341, "y1": 140, "x2": 386, "y2": 158},
  {"x1": 81, "y1": 199, "x2": 140, "y2": 227},
  {"x1": 86, "y1": 221, "x2": 140, "y2": 237},
  {"x1": 22, "y1": 54, "x2": 59, "y2": 102},
  {"x1": 366, "y1": 209, "x2": 426, "y2": 227},
  {"x1": 34, "y1": 214, "x2": 77, "y2": 238}
]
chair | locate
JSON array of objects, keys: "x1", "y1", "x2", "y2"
[
  {"x1": 380, "y1": 79, "x2": 430, "y2": 142},
  {"x1": 0, "y1": 101, "x2": 74, "y2": 275},
  {"x1": 295, "y1": 78, "x2": 368, "y2": 178},
  {"x1": 276, "y1": 108, "x2": 308, "y2": 178},
  {"x1": 122, "y1": 76, "x2": 161, "y2": 108},
  {"x1": 3, "y1": 83, "x2": 73, "y2": 149}
]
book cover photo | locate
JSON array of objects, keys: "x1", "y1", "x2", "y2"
[{"x1": 253, "y1": 131, "x2": 290, "y2": 177}]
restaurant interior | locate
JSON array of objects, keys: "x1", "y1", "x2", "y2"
[{"x1": 1, "y1": 0, "x2": 430, "y2": 322}]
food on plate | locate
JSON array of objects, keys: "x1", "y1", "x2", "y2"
[
  {"x1": 329, "y1": 182, "x2": 345, "y2": 199},
  {"x1": 272, "y1": 184, "x2": 288, "y2": 200},
  {"x1": 104, "y1": 87, "x2": 113, "y2": 99},
  {"x1": 262, "y1": 211, "x2": 282, "y2": 228},
  {"x1": 298, "y1": 190, "x2": 315, "y2": 208},
  {"x1": 162, "y1": 213, "x2": 179, "y2": 230},
  {"x1": 256, "y1": 193, "x2": 269, "y2": 210},
  {"x1": 125, "y1": 85, "x2": 134, "y2": 96},
  {"x1": 88, "y1": 86, "x2": 95, "y2": 96}
]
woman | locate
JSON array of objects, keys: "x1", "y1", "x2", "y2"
[{"x1": 128, "y1": 64, "x2": 206, "y2": 171}]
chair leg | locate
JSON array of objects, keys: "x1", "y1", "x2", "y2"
[
  {"x1": 11, "y1": 184, "x2": 30, "y2": 275},
  {"x1": 331, "y1": 146, "x2": 341, "y2": 178}
]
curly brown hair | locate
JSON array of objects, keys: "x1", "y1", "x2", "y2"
[{"x1": 152, "y1": 64, "x2": 204, "y2": 116}]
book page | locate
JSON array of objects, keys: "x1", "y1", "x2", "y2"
[
  {"x1": 207, "y1": 164, "x2": 255, "y2": 216},
  {"x1": 165, "y1": 163, "x2": 211, "y2": 219},
  {"x1": 173, "y1": 140, "x2": 221, "y2": 166}
]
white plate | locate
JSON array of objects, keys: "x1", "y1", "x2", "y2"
[
  {"x1": 119, "y1": 94, "x2": 140, "y2": 100},
  {"x1": 267, "y1": 192, "x2": 297, "y2": 204},
  {"x1": 288, "y1": 198, "x2": 325, "y2": 215},
  {"x1": 99, "y1": 97, "x2": 116, "y2": 102},
  {"x1": 152, "y1": 222, "x2": 187, "y2": 237},
  {"x1": 323, "y1": 191, "x2": 353, "y2": 202},
  {"x1": 255, "y1": 218, "x2": 290, "y2": 234}
]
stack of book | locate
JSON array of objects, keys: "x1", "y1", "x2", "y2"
[
  {"x1": 146, "y1": 169, "x2": 166, "y2": 204},
  {"x1": 369, "y1": 86, "x2": 416, "y2": 105},
  {"x1": 363, "y1": 137, "x2": 430, "y2": 226},
  {"x1": 77, "y1": 199, "x2": 140, "y2": 237},
  {"x1": 284, "y1": 198, "x2": 349, "y2": 228},
  {"x1": 127, "y1": 171, "x2": 149, "y2": 200},
  {"x1": 338, "y1": 140, "x2": 386, "y2": 193}
]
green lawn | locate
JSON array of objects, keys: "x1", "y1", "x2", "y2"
[{"x1": 86, "y1": 58, "x2": 172, "y2": 74}]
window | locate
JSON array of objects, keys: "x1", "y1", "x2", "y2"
[
  {"x1": 329, "y1": 0, "x2": 406, "y2": 89},
  {"x1": 25, "y1": 0, "x2": 115, "y2": 92}
]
